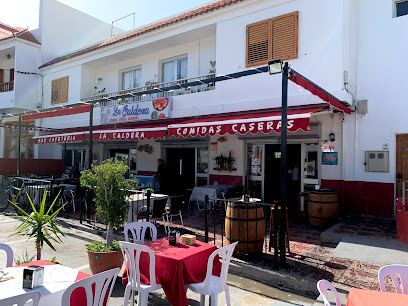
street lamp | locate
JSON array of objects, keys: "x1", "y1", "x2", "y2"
[{"x1": 268, "y1": 58, "x2": 289, "y2": 266}]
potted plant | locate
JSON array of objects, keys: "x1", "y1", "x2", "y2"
[
  {"x1": 80, "y1": 158, "x2": 137, "y2": 274},
  {"x1": 227, "y1": 151, "x2": 235, "y2": 169},
  {"x1": 145, "y1": 74, "x2": 158, "y2": 90},
  {"x1": 215, "y1": 154, "x2": 227, "y2": 169},
  {"x1": 11, "y1": 189, "x2": 66, "y2": 260}
]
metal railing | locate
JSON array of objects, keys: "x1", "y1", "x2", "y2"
[
  {"x1": 204, "y1": 195, "x2": 287, "y2": 267},
  {"x1": 0, "y1": 82, "x2": 14, "y2": 92},
  {"x1": 81, "y1": 74, "x2": 216, "y2": 106}
]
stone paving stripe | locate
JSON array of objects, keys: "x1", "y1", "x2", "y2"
[
  {"x1": 73, "y1": 264, "x2": 90, "y2": 271},
  {"x1": 6, "y1": 238, "x2": 34, "y2": 245}
]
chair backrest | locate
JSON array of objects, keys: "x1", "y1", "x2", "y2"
[
  {"x1": 124, "y1": 221, "x2": 157, "y2": 244},
  {"x1": 0, "y1": 291, "x2": 41, "y2": 306},
  {"x1": 169, "y1": 196, "x2": 183, "y2": 214},
  {"x1": 151, "y1": 198, "x2": 167, "y2": 218},
  {"x1": 119, "y1": 241, "x2": 158, "y2": 289},
  {"x1": 317, "y1": 280, "x2": 341, "y2": 306},
  {"x1": 61, "y1": 267, "x2": 119, "y2": 306},
  {"x1": 0, "y1": 243, "x2": 13, "y2": 267},
  {"x1": 378, "y1": 264, "x2": 408, "y2": 294},
  {"x1": 201, "y1": 242, "x2": 238, "y2": 294}
]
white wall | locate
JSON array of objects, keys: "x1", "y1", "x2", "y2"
[
  {"x1": 342, "y1": 0, "x2": 408, "y2": 184},
  {"x1": 14, "y1": 42, "x2": 41, "y2": 111},
  {"x1": 39, "y1": 0, "x2": 121, "y2": 65},
  {"x1": 137, "y1": 139, "x2": 161, "y2": 173},
  {"x1": 209, "y1": 135, "x2": 245, "y2": 177}
]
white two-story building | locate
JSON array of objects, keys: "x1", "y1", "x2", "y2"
[{"x1": 5, "y1": 0, "x2": 408, "y2": 218}]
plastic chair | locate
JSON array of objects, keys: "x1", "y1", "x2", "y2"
[
  {"x1": 0, "y1": 243, "x2": 13, "y2": 267},
  {"x1": 119, "y1": 241, "x2": 162, "y2": 306},
  {"x1": 0, "y1": 291, "x2": 41, "y2": 306},
  {"x1": 124, "y1": 221, "x2": 157, "y2": 244},
  {"x1": 186, "y1": 242, "x2": 238, "y2": 306},
  {"x1": 61, "y1": 267, "x2": 119, "y2": 306},
  {"x1": 166, "y1": 196, "x2": 184, "y2": 230},
  {"x1": 378, "y1": 264, "x2": 408, "y2": 294},
  {"x1": 317, "y1": 279, "x2": 341, "y2": 306}
]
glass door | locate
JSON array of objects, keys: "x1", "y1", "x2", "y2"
[
  {"x1": 303, "y1": 143, "x2": 319, "y2": 191},
  {"x1": 196, "y1": 147, "x2": 209, "y2": 186},
  {"x1": 247, "y1": 144, "x2": 263, "y2": 199}
]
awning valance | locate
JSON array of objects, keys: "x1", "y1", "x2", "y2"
[
  {"x1": 33, "y1": 124, "x2": 168, "y2": 144},
  {"x1": 85, "y1": 125, "x2": 167, "y2": 142},
  {"x1": 168, "y1": 106, "x2": 324, "y2": 138},
  {"x1": 33, "y1": 132, "x2": 85, "y2": 144}
]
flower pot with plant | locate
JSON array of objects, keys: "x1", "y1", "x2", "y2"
[
  {"x1": 215, "y1": 154, "x2": 227, "y2": 169},
  {"x1": 80, "y1": 158, "x2": 137, "y2": 274},
  {"x1": 11, "y1": 189, "x2": 66, "y2": 261}
]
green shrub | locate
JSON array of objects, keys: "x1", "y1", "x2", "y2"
[{"x1": 86, "y1": 240, "x2": 121, "y2": 252}]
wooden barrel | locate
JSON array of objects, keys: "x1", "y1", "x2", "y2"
[
  {"x1": 308, "y1": 189, "x2": 339, "y2": 228},
  {"x1": 225, "y1": 202, "x2": 265, "y2": 254}
]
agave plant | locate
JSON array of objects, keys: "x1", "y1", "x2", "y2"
[{"x1": 10, "y1": 189, "x2": 66, "y2": 260}]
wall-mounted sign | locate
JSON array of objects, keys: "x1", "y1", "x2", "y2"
[
  {"x1": 210, "y1": 142, "x2": 218, "y2": 151},
  {"x1": 101, "y1": 98, "x2": 170, "y2": 125},
  {"x1": 321, "y1": 144, "x2": 334, "y2": 152},
  {"x1": 322, "y1": 152, "x2": 338, "y2": 165}
]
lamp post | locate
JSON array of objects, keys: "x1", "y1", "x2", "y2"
[{"x1": 268, "y1": 59, "x2": 289, "y2": 266}]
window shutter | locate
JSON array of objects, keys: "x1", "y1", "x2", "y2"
[
  {"x1": 10, "y1": 69, "x2": 14, "y2": 82},
  {"x1": 246, "y1": 21, "x2": 270, "y2": 67},
  {"x1": 271, "y1": 11, "x2": 298, "y2": 61},
  {"x1": 51, "y1": 79, "x2": 60, "y2": 104},
  {"x1": 0, "y1": 69, "x2": 3, "y2": 84},
  {"x1": 59, "y1": 76, "x2": 69, "y2": 103}
]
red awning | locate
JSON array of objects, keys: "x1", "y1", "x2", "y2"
[
  {"x1": 168, "y1": 106, "x2": 324, "y2": 138},
  {"x1": 85, "y1": 125, "x2": 167, "y2": 141},
  {"x1": 33, "y1": 131, "x2": 85, "y2": 144},
  {"x1": 289, "y1": 72, "x2": 351, "y2": 115},
  {"x1": 22, "y1": 105, "x2": 90, "y2": 121}
]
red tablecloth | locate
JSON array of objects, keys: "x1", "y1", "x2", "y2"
[
  {"x1": 123, "y1": 237, "x2": 221, "y2": 306},
  {"x1": 347, "y1": 288, "x2": 408, "y2": 306},
  {"x1": 16, "y1": 260, "x2": 91, "y2": 305}
]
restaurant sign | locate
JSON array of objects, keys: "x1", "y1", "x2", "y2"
[
  {"x1": 322, "y1": 152, "x2": 338, "y2": 165},
  {"x1": 33, "y1": 132, "x2": 84, "y2": 144},
  {"x1": 101, "y1": 98, "x2": 170, "y2": 125}
]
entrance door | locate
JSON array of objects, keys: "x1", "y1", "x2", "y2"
[
  {"x1": 166, "y1": 148, "x2": 195, "y2": 195},
  {"x1": 264, "y1": 144, "x2": 301, "y2": 214},
  {"x1": 396, "y1": 135, "x2": 408, "y2": 197}
]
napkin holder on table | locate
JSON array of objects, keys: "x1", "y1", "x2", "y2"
[
  {"x1": 180, "y1": 234, "x2": 196, "y2": 245},
  {"x1": 169, "y1": 230, "x2": 180, "y2": 245},
  {"x1": 23, "y1": 265, "x2": 44, "y2": 289}
]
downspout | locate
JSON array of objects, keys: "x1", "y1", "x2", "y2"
[{"x1": 17, "y1": 115, "x2": 21, "y2": 176}]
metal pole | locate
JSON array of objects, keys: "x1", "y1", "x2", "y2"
[
  {"x1": 205, "y1": 195, "x2": 209, "y2": 243},
  {"x1": 88, "y1": 103, "x2": 93, "y2": 170},
  {"x1": 279, "y1": 62, "x2": 289, "y2": 266},
  {"x1": 17, "y1": 115, "x2": 22, "y2": 176}
]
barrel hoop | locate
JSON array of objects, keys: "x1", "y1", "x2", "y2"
[
  {"x1": 225, "y1": 216, "x2": 265, "y2": 222},
  {"x1": 309, "y1": 215, "x2": 337, "y2": 220},
  {"x1": 226, "y1": 237, "x2": 264, "y2": 244},
  {"x1": 227, "y1": 204, "x2": 262, "y2": 209},
  {"x1": 308, "y1": 199, "x2": 338, "y2": 204}
]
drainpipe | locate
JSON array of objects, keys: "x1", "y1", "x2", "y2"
[{"x1": 17, "y1": 115, "x2": 21, "y2": 176}]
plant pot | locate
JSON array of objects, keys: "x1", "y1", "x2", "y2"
[{"x1": 86, "y1": 249, "x2": 123, "y2": 275}]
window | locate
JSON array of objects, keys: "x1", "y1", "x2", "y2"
[
  {"x1": 51, "y1": 76, "x2": 69, "y2": 104},
  {"x1": 122, "y1": 68, "x2": 142, "y2": 90},
  {"x1": 162, "y1": 57, "x2": 188, "y2": 82},
  {"x1": 246, "y1": 11, "x2": 299, "y2": 67},
  {"x1": 395, "y1": 1, "x2": 408, "y2": 17},
  {"x1": 4, "y1": 122, "x2": 35, "y2": 159}
]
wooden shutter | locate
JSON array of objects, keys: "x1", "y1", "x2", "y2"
[
  {"x1": 0, "y1": 69, "x2": 3, "y2": 84},
  {"x1": 59, "y1": 76, "x2": 69, "y2": 103},
  {"x1": 246, "y1": 20, "x2": 270, "y2": 67},
  {"x1": 271, "y1": 11, "x2": 298, "y2": 61},
  {"x1": 51, "y1": 79, "x2": 60, "y2": 104},
  {"x1": 246, "y1": 11, "x2": 298, "y2": 67},
  {"x1": 51, "y1": 76, "x2": 69, "y2": 104},
  {"x1": 10, "y1": 69, "x2": 14, "y2": 82}
]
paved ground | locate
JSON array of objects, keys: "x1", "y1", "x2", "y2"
[{"x1": 0, "y1": 212, "x2": 314, "y2": 305}]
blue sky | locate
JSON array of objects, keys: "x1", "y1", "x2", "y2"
[{"x1": 1, "y1": 0, "x2": 211, "y2": 31}]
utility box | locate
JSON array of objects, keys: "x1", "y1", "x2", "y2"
[
  {"x1": 357, "y1": 100, "x2": 368, "y2": 114},
  {"x1": 365, "y1": 151, "x2": 389, "y2": 172}
]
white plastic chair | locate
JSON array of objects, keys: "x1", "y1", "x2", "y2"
[
  {"x1": 186, "y1": 241, "x2": 238, "y2": 306},
  {"x1": 317, "y1": 279, "x2": 341, "y2": 306},
  {"x1": 0, "y1": 291, "x2": 41, "y2": 306},
  {"x1": 378, "y1": 264, "x2": 408, "y2": 294},
  {"x1": 0, "y1": 243, "x2": 13, "y2": 267},
  {"x1": 61, "y1": 267, "x2": 119, "y2": 306},
  {"x1": 119, "y1": 241, "x2": 162, "y2": 306},
  {"x1": 124, "y1": 221, "x2": 157, "y2": 244}
]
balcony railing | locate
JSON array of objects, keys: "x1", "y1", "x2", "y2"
[
  {"x1": 0, "y1": 82, "x2": 14, "y2": 92},
  {"x1": 81, "y1": 74, "x2": 215, "y2": 107}
]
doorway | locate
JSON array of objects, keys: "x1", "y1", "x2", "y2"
[
  {"x1": 264, "y1": 144, "x2": 301, "y2": 215},
  {"x1": 396, "y1": 135, "x2": 408, "y2": 198},
  {"x1": 166, "y1": 148, "x2": 195, "y2": 195}
]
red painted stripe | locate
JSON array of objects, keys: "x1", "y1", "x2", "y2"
[{"x1": 22, "y1": 104, "x2": 90, "y2": 120}]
